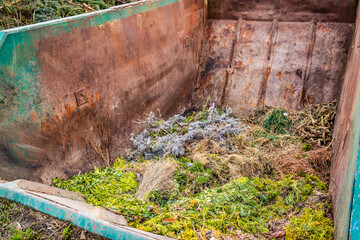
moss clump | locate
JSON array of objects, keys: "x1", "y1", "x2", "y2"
[
  {"x1": 285, "y1": 206, "x2": 334, "y2": 240},
  {"x1": 53, "y1": 159, "x2": 157, "y2": 221}
]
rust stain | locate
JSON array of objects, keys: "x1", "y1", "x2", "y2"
[
  {"x1": 318, "y1": 25, "x2": 329, "y2": 33},
  {"x1": 249, "y1": 58, "x2": 253, "y2": 64},
  {"x1": 236, "y1": 61, "x2": 243, "y2": 68},
  {"x1": 243, "y1": 81, "x2": 251, "y2": 94},
  {"x1": 30, "y1": 110, "x2": 39, "y2": 122},
  {"x1": 207, "y1": 0, "x2": 356, "y2": 22},
  {"x1": 289, "y1": 84, "x2": 296, "y2": 97},
  {"x1": 96, "y1": 91, "x2": 100, "y2": 101},
  {"x1": 265, "y1": 67, "x2": 271, "y2": 80},
  {"x1": 189, "y1": 4, "x2": 196, "y2": 29},
  {"x1": 276, "y1": 71, "x2": 283, "y2": 79},
  {"x1": 242, "y1": 24, "x2": 255, "y2": 45},
  {"x1": 283, "y1": 91, "x2": 287, "y2": 99},
  {"x1": 221, "y1": 59, "x2": 226, "y2": 64},
  {"x1": 64, "y1": 104, "x2": 75, "y2": 119},
  {"x1": 256, "y1": 66, "x2": 272, "y2": 107}
]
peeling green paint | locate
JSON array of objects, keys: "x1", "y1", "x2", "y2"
[
  {"x1": 350, "y1": 138, "x2": 360, "y2": 239},
  {"x1": 0, "y1": 32, "x2": 44, "y2": 128},
  {"x1": 349, "y1": 89, "x2": 360, "y2": 239},
  {"x1": 341, "y1": 72, "x2": 360, "y2": 239}
]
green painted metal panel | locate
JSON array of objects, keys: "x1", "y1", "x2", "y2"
[
  {"x1": 350, "y1": 137, "x2": 360, "y2": 238},
  {"x1": 345, "y1": 75, "x2": 360, "y2": 239},
  {"x1": 0, "y1": 182, "x2": 157, "y2": 240}
]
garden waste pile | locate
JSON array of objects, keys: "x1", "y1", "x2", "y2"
[{"x1": 53, "y1": 102, "x2": 336, "y2": 240}]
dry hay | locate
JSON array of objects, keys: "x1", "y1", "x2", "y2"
[
  {"x1": 272, "y1": 145, "x2": 332, "y2": 181},
  {"x1": 186, "y1": 125, "x2": 332, "y2": 183},
  {"x1": 135, "y1": 159, "x2": 177, "y2": 200},
  {"x1": 189, "y1": 139, "x2": 267, "y2": 181}
]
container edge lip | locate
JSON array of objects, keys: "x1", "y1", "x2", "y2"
[
  {"x1": 0, "y1": 181, "x2": 173, "y2": 240},
  {"x1": 0, "y1": 31, "x2": 6, "y2": 48}
]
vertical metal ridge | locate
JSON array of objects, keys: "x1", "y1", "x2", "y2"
[
  {"x1": 220, "y1": 18, "x2": 243, "y2": 106},
  {"x1": 256, "y1": 19, "x2": 279, "y2": 107},
  {"x1": 300, "y1": 19, "x2": 317, "y2": 107}
]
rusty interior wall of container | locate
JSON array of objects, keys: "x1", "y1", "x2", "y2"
[
  {"x1": 0, "y1": 0, "x2": 206, "y2": 183},
  {"x1": 332, "y1": 3, "x2": 360, "y2": 239},
  {"x1": 194, "y1": 0, "x2": 356, "y2": 116}
]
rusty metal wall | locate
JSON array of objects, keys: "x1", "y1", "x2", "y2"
[
  {"x1": 0, "y1": 0, "x2": 205, "y2": 183},
  {"x1": 194, "y1": 19, "x2": 353, "y2": 116},
  {"x1": 208, "y1": 0, "x2": 357, "y2": 22},
  {"x1": 331, "y1": 3, "x2": 360, "y2": 239}
]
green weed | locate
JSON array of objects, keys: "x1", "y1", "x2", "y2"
[
  {"x1": 264, "y1": 109, "x2": 292, "y2": 134},
  {"x1": 61, "y1": 224, "x2": 72, "y2": 240}
]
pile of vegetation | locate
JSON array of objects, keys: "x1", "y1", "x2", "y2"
[
  {"x1": 52, "y1": 101, "x2": 336, "y2": 240},
  {"x1": 0, "y1": 197, "x2": 108, "y2": 239},
  {"x1": 0, "y1": 0, "x2": 138, "y2": 30},
  {"x1": 246, "y1": 101, "x2": 337, "y2": 146}
]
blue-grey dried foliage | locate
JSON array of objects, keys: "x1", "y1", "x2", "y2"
[{"x1": 128, "y1": 105, "x2": 247, "y2": 159}]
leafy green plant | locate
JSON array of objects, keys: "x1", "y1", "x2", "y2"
[
  {"x1": 302, "y1": 144, "x2": 312, "y2": 151},
  {"x1": 9, "y1": 228, "x2": 40, "y2": 240},
  {"x1": 174, "y1": 158, "x2": 214, "y2": 195},
  {"x1": 61, "y1": 224, "x2": 72, "y2": 240},
  {"x1": 264, "y1": 109, "x2": 292, "y2": 134}
]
